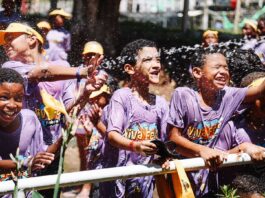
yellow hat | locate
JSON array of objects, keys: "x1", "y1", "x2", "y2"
[
  {"x1": 37, "y1": 21, "x2": 51, "y2": 30},
  {"x1": 203, "y1": 30, "x2": 218, "y2": 39},
  {"x1": 49, "y1": 8, "x2": 72, "y2": 19},
  {"x1": 249, "y1": 77, "x2": 265, "y2": 87},
  {"x1": 89, "y1": 84, "x2": 110, "y2": 99},
  {"x1": 0, "y1": 23, "x2": 44, "y2": 45},
  {"x1": 243, "y1": 19, "x2": 258, "y2": 32},
  {"x1": 82, "y1": 41, "x2": 104, "y2": 55}
]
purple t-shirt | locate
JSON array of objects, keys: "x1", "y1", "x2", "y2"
[
  {"x1": 0, "y1": 109, "x2": 47, "y2": 163},
  {"x1": 46, "y1": 28, "x2": 71, "y2": 52},
  {"x1": 2, "y1": 60, "x2": 75, "y2": 145},
  {"x1": 104, "y1": 87, "x2": 169, "y2": 167},
  {"x1": 168, "y1": 86, "x2": 247, "y2": 196},
  {"x1": 168, "y1": 86, "x2": 247, "y2": 147}
]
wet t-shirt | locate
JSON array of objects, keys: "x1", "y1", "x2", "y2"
[
  {"x1": 2, "y1": 60, "x2": 75, "y2": 145},
  {"x1": 168, "y1": 86, "x2": 247, "y2": 197},
  {"x1": 0, "y1": 109, "x2": 47, "y2": 163},
  {"x1": 168, "y1": 86, "x2": 247, "y2": 147},
  {"x1": 103, "y1": 87, "x2": 169, "y2": 168}
]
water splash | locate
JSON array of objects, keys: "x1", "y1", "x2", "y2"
[{"x1": 99, "y1": 38, "x2": 265, "y2": 87}]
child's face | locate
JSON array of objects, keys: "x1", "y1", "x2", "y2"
[
  {"x1": 3, "y1": 33, "x2": 29, "y2": 61},
  {"x1": 203, "y1": 33, "x2": 218, "y2": 47},
  {"x1": 90, "y1": 94, "x2": 109, "y2": 108},
  {"x1": 54, "y1": 15, "x2": 65, "y2": 27},
  {"x1": 194, "y1": 53, "x2": 230, "y2": 91},
  {"x1": 133, "y1": 47, "x2": 161, "y2": 84},
  {"x1": 0, "y1": 82, "x2": 24, "y2": 127}
]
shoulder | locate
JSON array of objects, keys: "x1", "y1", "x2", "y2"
[
  {"x1": 112, "y1": 88, "x2": 131, "y2": 99},
  {"x1": 21, "y1": 109, "x2": 38, "y2": 120},
  {"x1": 2, "y1": 61, "x2": 23, "y2": 68},
  {"x1": 173, "y1": 87, "x2": 195, "y2": 98}
]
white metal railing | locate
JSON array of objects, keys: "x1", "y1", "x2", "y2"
[{"x1": 0, "y1": 153, "x2": 256, "y2": 195}]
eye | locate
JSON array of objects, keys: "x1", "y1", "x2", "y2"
[
  {"x1": 15, "y1": 95, "x2": 23, "y2": 103},
  {"x1": 0, "y1": 96, "x2": 8, "y2": 101},
  {"x1": 143, "y1": 58, "x2": 152, "y2": 62}
]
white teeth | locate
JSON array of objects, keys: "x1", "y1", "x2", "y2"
[{"x1": 4, "y1": 111, "x2": 15, "y2": 116}]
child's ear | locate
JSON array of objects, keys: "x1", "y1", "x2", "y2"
[
  {"x1": 192, "y1": 67, "x2": 202, "y2": 79},
  {"x1": 28, "y1": 35, "x2": 38, "y2": 48},
  {"x1": 124, "y1": 63, "x2": 135, "y2": 75}
]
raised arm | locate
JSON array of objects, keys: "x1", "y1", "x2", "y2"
[
  {"x1": 244, "y1": 78, "x2": 265, "y2": 103},
  {"x1": 27, "y1": 55, "x2": 103, "y2": 82}
]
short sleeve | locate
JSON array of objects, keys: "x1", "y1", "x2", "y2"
[
  {"x1": 106, "y1": 91, "x2": 127, "y2": 134},
  {"x1": 167, "y1": 89, "x2": 186, "y2": 129}
]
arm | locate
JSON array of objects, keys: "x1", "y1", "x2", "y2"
[
  {"x1": 27, "y1": 55, "x2": 103, "y2": 82},
  {"x1": 228, "y1": 142, "x2": 265, "y2": 161},
  {"x1": 169, "y1": 125, "x2": 227, "y2": 168},
  {"x1": 27, "y1": 65, "x2": 93, "y2": 82},
  {"x1": 108, "y1": 131, "x2": 157, "y2": 156},
  {"x1": 46, "y1": 136, "x2": 63, "y2": 154},
  {"x1": 244, "y1": 79, "x2": 265, "y2": 103},
  {"x1": 0, "y1": 160, "x2": 16, "y2": 171}
]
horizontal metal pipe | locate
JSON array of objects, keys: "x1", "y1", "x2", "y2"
[{"x1": 0, "y1": 153, "x2": 253, "y2": 194}]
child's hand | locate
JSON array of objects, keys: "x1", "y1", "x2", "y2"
[
  {"x1": 31, "y1": 152, "x2": 55, "y2": 171},
  {"x1": 199, "y1": 147, "x2": 228, "y2": 170},
  {"x1": 86, "y1": 54, "x2": 104, "y2": 77},
  {"x1": 79, "y1": 114, "x2": 94, "y2": 136},
  {"x1": 87, "y1": 104, "x2": 102, "y2": 125},
  {"x1": 243, "y1": 143, "x2": 265, "y2": 161},
  {"x1": 135, "y1": 140, "x2": 157, "y2": 156}
]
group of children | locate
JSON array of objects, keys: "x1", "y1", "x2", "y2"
[{"x1": 0, "y1": 10, "x2": 265, "y2": 198}]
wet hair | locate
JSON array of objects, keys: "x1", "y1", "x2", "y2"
[
  {"x1": 190, "y1": 46, "x2": 226, "y2": 68},
  {"x1": 0, "y1": 68, "x2": 24, "y2": 86},
  {"x1": 120, "y1": 39, "x2": 158, "y2": 66},
  {"x1": 232, "y1": 173, "x2": 265, "y2": 195},
  {"x1": 226, "y1": 49, "x2": 265, "y2": 86},
  {"x1": 240, "y1": 71, "x2": 265, "y2": 87}
]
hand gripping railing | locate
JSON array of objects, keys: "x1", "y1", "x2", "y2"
[{"x1": 0, "y1": 153, "x2": 256, "y2": 195}]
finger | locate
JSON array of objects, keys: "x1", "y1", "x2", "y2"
[{"x1": 143, "y1": 141, "x2": 157, "y2": 149}]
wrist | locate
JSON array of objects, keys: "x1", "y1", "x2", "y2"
[
  {"x1": 80, "y1": 67, "x2": 88, "y2": 78},
  {"x1": 129, "y1": 140, "x2": 137, "y2": 152}
]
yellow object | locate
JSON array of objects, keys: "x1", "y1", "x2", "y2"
[
  {"x1": 0, "y1": 23, "x2": 44, "y2": 45},
  {"x1": 243, "y1": 19, "x2": 258, "y2": 32},
  {"x1": 155, "y1": 160, "x2": 195, "y2": 198},
  {"x1": 249, "y1": 77, "x2": 265, "y2": 87},
  {"x1": 40, "y1": 89, "x2": 68, "y2": 120},
  {"x1": 37, "y1": 21, "x2": 51, "y2": 30},
  {"x1": 202, "y1": 30, "x2": 218, "y2": 39},
  {"x1": 82, "y1": 41, "x2": 104, "y2": 55},
  {"x1": 89, "y1": 84, "x2": 110, "y2": 99},
  {"x1": 171, "y1": 160, "x2": 195, "y2": 198},
  {"x1": 49, "y1": 8, "x2": 72, "y2": 19}
]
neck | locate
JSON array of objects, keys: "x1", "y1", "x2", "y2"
[
  {"x1": 0, "y1": 115, "x2": 20, "y2": 133},
  {"x1": 129, "y1": 81, "x2": 150, "y2": 103},
  {"x1": 16, "y1": 49, "x2": 41, "y2": 64},
  {"x1": 197, "y1": 86, "x2": 218, "y2": 107}
]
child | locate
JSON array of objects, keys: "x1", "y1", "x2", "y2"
[
  {"x1": 221, "y1": 72, "x2": 265, "y2": 197},
  {"x1": 76, "y1": 84, "x2": 111, "y2": 198},
  {"x1": 46, "y1": 8, "x2": 71, "y2": 61},
  {"x1": 202, "y1": 30, "x2": 218, "y2": 48},
  {"x1": 167, "y1": 46, "x2": 265, "y2": 197},
  {"x1": 0, "y1": 67, "x2": 60, "y2": 197},
  {"x1": 99, "y1": 39, "x2": 169, "y2": 198},
  {"x1": 0, "y1": 22, "x2": 104, "y2": 146}
]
